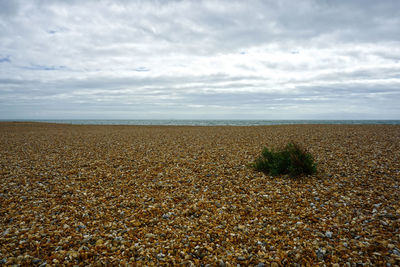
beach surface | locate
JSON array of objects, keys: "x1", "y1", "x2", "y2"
[{"x1": 0, "y1": 122, "x2": 399, "y2": 265}]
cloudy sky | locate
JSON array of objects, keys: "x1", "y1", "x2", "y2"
[{"x1": 1, "y1": 0, "x2": 400, "y2": 120}]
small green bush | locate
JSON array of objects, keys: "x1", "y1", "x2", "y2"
[{"x1": 252, "y1": 142, "x2": 317, "y2": 177}]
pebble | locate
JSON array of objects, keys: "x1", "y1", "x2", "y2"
[
  {"x1": 2, "y1": 228, "x2": 10, "y2": 236},
  {"x1": 145, "y1": 233, "x2": 156, "y2": 238},
  {"x1": 95, "y1": 239, "x2": 104, "y2": 247},
  {"x1": 217, "y1": 259, "x2": 226, "y2": 267},
  {"x1": 238, "y1": 225, "x2": 246, "y2": 230},
  {"x1": 162, "y1": 212, "x2": 174, "y2": 219},
  {"x1": 1, "y1": 123, "x2": 399, "y2": 265},
  {"x1": 114, "y1": 236, "x2": 123, "y2": 242},
  {"x1": 316, "y1": 248, "x2": 326, "y2": 261},
  {"x1": 76, "y1": 223, "x2": 86, "y2": 230},
  {"x1": 392, "y1": 249, "x2": 400, "y2": 256},
  {"x1": 156, "y1": 253, "x2": 165, "y2": 260},
  {"x1": 32, "y1": 258, "x2": 42, "y2": 264}
]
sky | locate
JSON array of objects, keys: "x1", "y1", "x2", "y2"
[{"x1": 1, "y1": 0, "x2": 400, "y2": 120}]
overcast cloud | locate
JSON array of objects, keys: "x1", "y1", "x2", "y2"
[{"x1": 1, "y1": 0, "x2": 400, "y2": 119}]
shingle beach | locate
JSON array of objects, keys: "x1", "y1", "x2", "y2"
[{"x1": 1, "y1": 122, "x2": 399, "y2": 266}]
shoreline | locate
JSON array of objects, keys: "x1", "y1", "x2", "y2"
[
  {"x1": 1, "y1": 123, "x2": 399, "y2": 265},
  {"x1": 1, "y1": 119, "x2": 400, "y2": 126}
]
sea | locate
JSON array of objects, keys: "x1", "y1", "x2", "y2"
[{"x1": 4, "y1": 119, "x2": 400, "y2": 126}]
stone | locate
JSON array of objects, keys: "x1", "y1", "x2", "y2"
[
  {"x1": 2, "y1": 228, "x2": 10, "y2": 236},
  {"x1": 32, "y1": 258, "x2": 42, "y2": 264},
  {"x1": 114, "y1": 236, "x2": 123, "y2": 242},
  {"x1": 217, "y1": 259, "x2": 226, "y2": 267},
  {"x1": 392, "y1": 249, "x2": 400, "y2": 256},
  {"x1": 316, "y1": 248, "x2": 326, "y2": 261},
  {"x1": 76, "y1": 223, "x2": 86, "y2": 230},
  {"x1": 2, "y1": 123, "x2": 400, "y2": 265},
  {"x1": 294, "y1": 253, "x2": 301, "y2": 261},
  {"x1": 156, "y1": 253, "x2": 165, "y2": 260},
  {"x1": 162, "y1": 212, "x2": 172, "y2": 219},
  {"x1": 145, "y1": 233, "x2": 156, "y2": 238},
  {"x1": 238, "y1": 225, "x2": 246, "y2": 230},
  {"x1": 95, "y1": 239, "x2": 104, "y2": 246}
]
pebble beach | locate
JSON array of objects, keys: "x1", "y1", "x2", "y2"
[{"x1": 1, "y1": 122, "x2": 399, "y2": 266}]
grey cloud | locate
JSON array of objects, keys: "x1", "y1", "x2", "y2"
[
  {"x1": 134, "y1": 67, "x2": 150, "y2": 72},
  {"x1": 0, "y1": 56, "x2": 10, "y2": 63},
  {"x1": 314, "y1": 67, "x2": 400, "y2": 81},
  {"x1": 21, "y1": 64, "x2": 67, "y2": 71},
  {"x1": 0, "y1": 0, "x2": 20, "y2": 17},
  {"x1": 1, "y1": 0, "x2": 400, "y2": 119}
]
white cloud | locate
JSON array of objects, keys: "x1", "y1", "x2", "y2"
[{"x1": 0, "y1": 0, "x2": 400, "y2": 119}]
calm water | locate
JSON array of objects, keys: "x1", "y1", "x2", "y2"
[{"x1": 6, "y1": 119, "x2": 400, "y2": 126}]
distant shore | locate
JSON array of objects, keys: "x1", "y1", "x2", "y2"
[
  {"x1": 1, "y1": 122, "x2": 399, "y2": 265},
  {"x1": 1, "y1": 119, "x2": 400, "y2": 126}
]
